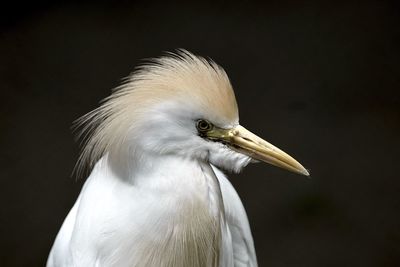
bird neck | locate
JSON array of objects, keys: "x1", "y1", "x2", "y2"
[
  {"x1": 106, "y1": 147, "x2": 225, "y2": 214},
  {"x1": 103, "y1": 149, "x2": 225, "y2": 267}
]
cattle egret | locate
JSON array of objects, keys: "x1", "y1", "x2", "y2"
[{"x1": 47, "y1": 50, "x2": 309, "y2": 267}]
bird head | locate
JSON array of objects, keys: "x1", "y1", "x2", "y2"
[{"x1": 76, "y1": 50, "x2": 309, "y2": 176}]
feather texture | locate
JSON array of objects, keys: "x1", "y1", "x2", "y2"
[
  {"x1": 74, "y1": 50, "x2": 238, "y2": 176},
  {"x1": 48, "y1": 50, "x2": 257, "y2": 267}
]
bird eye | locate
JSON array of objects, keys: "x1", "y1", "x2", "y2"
[{"x1": 196, "y1": 119, "x2": 213, "y2": 132}]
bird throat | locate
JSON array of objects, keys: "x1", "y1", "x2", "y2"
[
  {"x1": 116, "y1": 154, "x2": 226, "y2": 267},
  {"x1": 151, "y1": 162, "x2": 225, "y2": 267}
]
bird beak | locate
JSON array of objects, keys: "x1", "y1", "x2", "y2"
[{"x1": 207, "y1": 125, "x2": 309, "y2": 176}]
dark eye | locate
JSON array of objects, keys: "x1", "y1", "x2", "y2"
[{"x1": 196, "y1": 119, "x2": 213, "y2": 132}]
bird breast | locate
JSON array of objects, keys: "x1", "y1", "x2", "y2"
[{"x1": 90, "y1": 156, "x2": 227, "y2": 267}]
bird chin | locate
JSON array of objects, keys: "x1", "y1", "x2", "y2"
[{"x1": 208, "y1": 147, "x2": 252, "y2": 174}]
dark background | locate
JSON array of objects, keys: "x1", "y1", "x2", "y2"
[{"x1": 1, "y1": 0, "x2": 399, "y2": 266}]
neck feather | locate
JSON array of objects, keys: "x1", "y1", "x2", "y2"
[{"x1": 103, "y1": 151, "x2": 225, "y2": 267}]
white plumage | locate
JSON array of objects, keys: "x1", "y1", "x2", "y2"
[{"x1": 47, "y1": 50, "x2": 308, "y2": 267}]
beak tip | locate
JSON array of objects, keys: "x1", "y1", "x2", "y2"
[{"x1": 301, "y1": 168, "x2": 310, "y2": 176}]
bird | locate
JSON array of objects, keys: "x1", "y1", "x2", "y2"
[{"x1": 47, "y1": 50, "x2": 309, "y2": 267}]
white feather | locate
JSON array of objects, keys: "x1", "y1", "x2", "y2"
[
  {"x1": 48, "y1": 50, "x2": 257, "y2": 266},
  {"x1": 48, "y1": 156, "x2": 256, "y2": 266}
]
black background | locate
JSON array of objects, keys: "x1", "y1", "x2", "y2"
[{"x1": 1, "y1": 0, "x2": 400, "y2": 266}]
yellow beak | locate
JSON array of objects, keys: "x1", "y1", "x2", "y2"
[{"x1": 207, "y1": 125, "x2": 309, "y2": 176}]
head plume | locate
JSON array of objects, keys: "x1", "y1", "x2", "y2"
[{"x1": 74, "y1": 50, "x2": 238, "y2": 176}]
